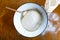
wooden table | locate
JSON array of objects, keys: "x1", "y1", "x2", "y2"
[{"x1": 0, "y1": 0, "x2": 60, "y2": 40}]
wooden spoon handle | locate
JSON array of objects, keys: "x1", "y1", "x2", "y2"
[{"x1": 5, "y1": 6, "x2": 22, "y2": 13}]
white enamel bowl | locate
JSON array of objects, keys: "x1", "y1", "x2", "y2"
[{"x1": 13, "y1": 3, "x2": 48, "y2": 37}]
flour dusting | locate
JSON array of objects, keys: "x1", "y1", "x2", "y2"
[{"x1": 42, "y1": 12, "x2": 60, "y2": 35}]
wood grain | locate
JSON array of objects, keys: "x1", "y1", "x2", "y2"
[{"x1": 0, "y1": 0, "x2": 60, "y2": 40}]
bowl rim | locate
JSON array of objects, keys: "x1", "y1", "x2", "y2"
[{"x1": 13, "y1": 2, "x2": 48, "y2": 37}]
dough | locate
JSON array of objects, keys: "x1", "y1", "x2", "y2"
[{"x1": 22, "y1": 9, "x2": 42, "y2": 32}]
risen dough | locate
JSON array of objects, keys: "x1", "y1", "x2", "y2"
[{"x1": 22, "y1": 10, "x2": 42, "y2": 32}]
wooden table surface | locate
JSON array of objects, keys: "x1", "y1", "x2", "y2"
[{"x1": 0, "y1": 0, "x2": 60, "y2": 40}]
